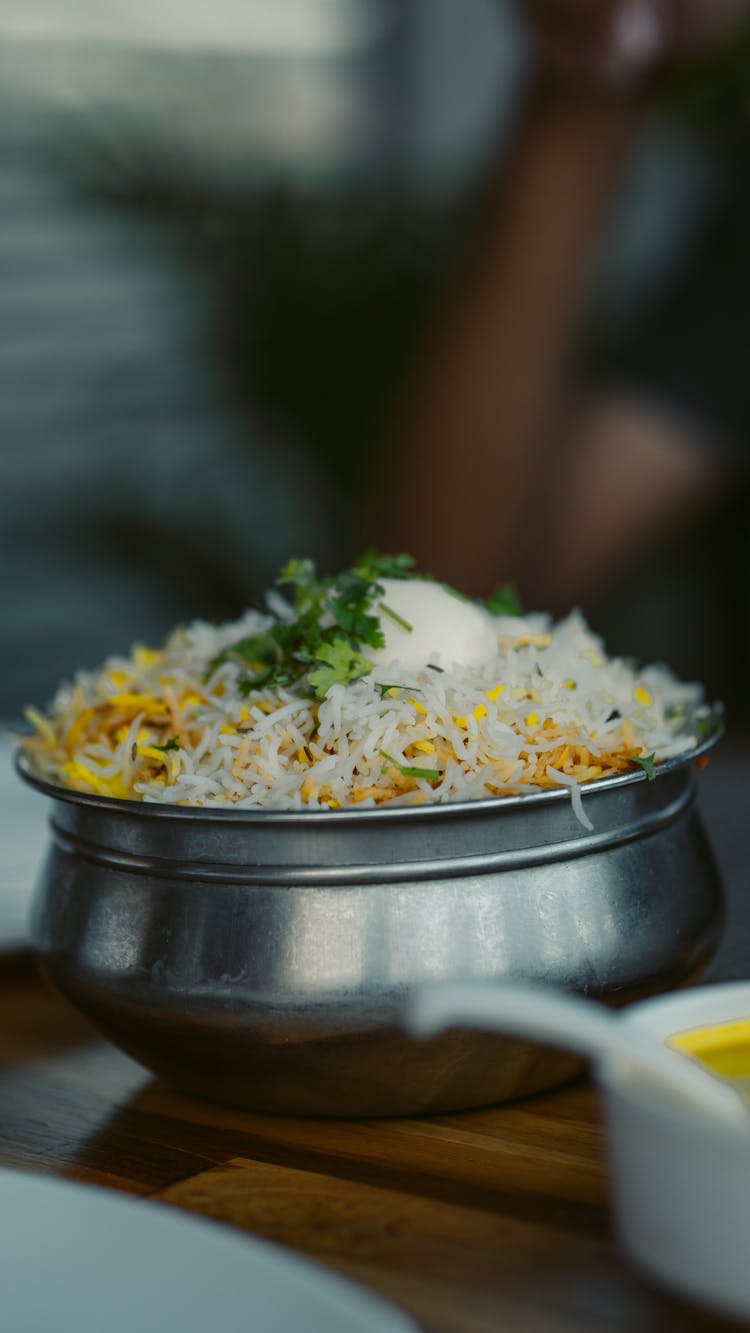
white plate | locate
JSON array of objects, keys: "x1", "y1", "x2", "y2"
[
  {"x1": 0, "y1": 1168, "x2": 419, "y2": 1333},
  {"x1": 0, "y1": 734, "x2": 46, "y2": 947},
  {"x1": 604, "y1": 983, "x2": 750, "y2": 1322}
]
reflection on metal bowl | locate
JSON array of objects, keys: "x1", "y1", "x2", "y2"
[{"x1": 18, "y1": 728, "x2": 724, "y2": 1116}]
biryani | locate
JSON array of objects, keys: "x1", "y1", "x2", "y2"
[{"x1": 19, "y1": 554, "x2": 710, "y2": 826}]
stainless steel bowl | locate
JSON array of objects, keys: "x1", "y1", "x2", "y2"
[{"x1": 18, "y1": 728, "x2": 724, "y2": 1116}]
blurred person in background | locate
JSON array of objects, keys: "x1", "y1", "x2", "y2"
[
  {"x1": 370, "y1": 0, "x2": 750, "y2": 614},
  {"x1": 3, "y1": 0, "x2": 749, "y2": 723}
]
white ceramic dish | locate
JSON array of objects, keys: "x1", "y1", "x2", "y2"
[
  {"x1": 410, "y1": 978, "x2": 750, "y2": 1320},
  {"x1": 603, "y1": 981, "x2": 750, "y2": 1321},
  {"x1": 409, "y1": 982, "x2": 745, "y2": 1125},
  {"x1": 0, "y1": 1168, "x2": 418, "y2": 1333}
]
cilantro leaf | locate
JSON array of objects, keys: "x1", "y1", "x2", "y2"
[
  {"x1": 276, "y1": 558, "x2": 326, "y2": 620},
  {"x1": 329, "y1": 569, "x2": 388, "y2": 647},
  {"x1": 486, "y1": 582, "x2": 522, "y2": 616},
  {"x1": 378, "y1": 602, "x2": 413, "y2": 633},
  {"x1": 277, "y1": 558, "x2": 316, "y2": 591},
  {"x1": 308, "y1": 638, "x2": 373, "y2": 699},
  {"x1": 154, "y1": 737, "x2": 180, "y2": 752},
  {"x1": 334, "y1": 570, "x2": 373, "y2": 603},
  {"x1": 205, "y1": 553, "x2": 426, "y2": 702},
  {"x1": 328, "y1": 594, "x2": 385, "y2": 649},
  {"x1": 354, "y1": 551, "x2": 415, "y2": 581},
  {"x1": 225, "y1": 631, "x2": 281, "y2": 665},
  {"x1": 207, "y1": 630, "x2": 281, "y2": 676},
  {"x1": 380, "y1": 750, "x2": 440, "y2": 783},
  {"x1": 374, "y1": 682, "x2": 419, "y2": 699},
  {"x1": 632, "y1": 753, "x2": 657, "y2": 781}
]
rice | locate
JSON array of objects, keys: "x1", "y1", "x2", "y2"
[{"x1": 19, "y1": 601, "x2": 709, "y2": 819}]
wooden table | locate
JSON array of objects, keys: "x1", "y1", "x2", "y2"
[{"x1": 0, "y1": 951, "x2": 742, "y2": 1333}]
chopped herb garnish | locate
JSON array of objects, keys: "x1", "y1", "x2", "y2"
[
  {"x1": 665, "y1": 704, "x2": 684, "y2": 721},
  {"x1": 308, "y1": 638, "x2": 373, "y2": 699},
  {"x1": 329, "y1": 598, "x2": 384, "y2": 649},
  {"x1": 237, "y1": 667, "x2": 276, "y2": 696},
  {"x1": 486, "y1": 582, "x2": 522, "y2": 616},
  {"x1": 380, "y1": 750, "x2": 440, "y2": 783},
  {"x1": 207, "y1": 629, "x2": 282, "y2": 676},
  {"x1": 277, "y1": 557, "x2": 317, "y2": 590},
  {"x1": 355, "y1": 551, "x2": 415, "y2": 581},
  {"x1": 632, "y1": 753, "x2": 657, "y2": 781},
  {"x1": 374, "y1": 682, "x2": 419, "y2": 699},
  {"x1": 378, "y1": 602, "x2": 413, "y2": 633},
  {"x1": 203, "y1": 552, "x2": 425, "y2": 702},
  {"x1": 154, "y1": 737, "x2": 180, "y2": 752}
]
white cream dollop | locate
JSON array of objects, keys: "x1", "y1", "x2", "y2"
[{"x1": 368, "y1": 578, "x2": 499, "y2": 672}]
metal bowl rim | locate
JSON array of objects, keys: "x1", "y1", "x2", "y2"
[{"x1": 14, "y1": 707, "x2": 723, "y2": 826}]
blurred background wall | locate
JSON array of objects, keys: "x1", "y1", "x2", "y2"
[{"x1": 1, "y1": 0, "x2": 747, "y2": 723}]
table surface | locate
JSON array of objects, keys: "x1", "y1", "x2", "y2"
[{"x1": 1, "y1": 745, "x2": 748, "y2": 1333}]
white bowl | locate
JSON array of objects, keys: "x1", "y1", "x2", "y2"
[{"x1": 603, "y1": 982, "x2": 750, "y2": 1320}]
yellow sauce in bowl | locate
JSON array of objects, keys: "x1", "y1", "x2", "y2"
[{"x1": 669, "y1": 1019, "x2": 750, "y2": 1105}]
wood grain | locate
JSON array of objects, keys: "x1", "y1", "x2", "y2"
[{"x1": 0, "y1": 955, "x2": 740, "y2": 1333}]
